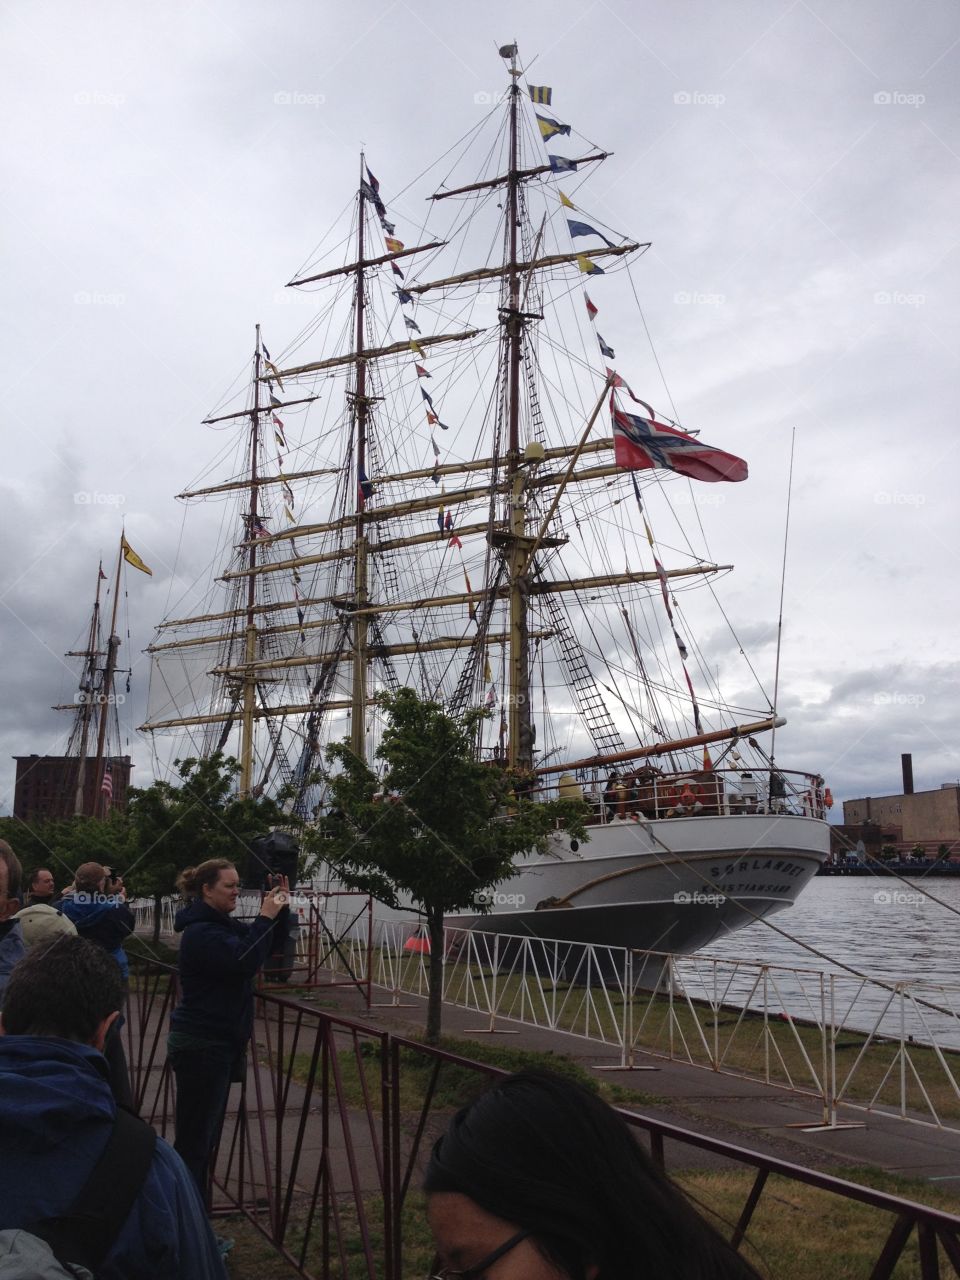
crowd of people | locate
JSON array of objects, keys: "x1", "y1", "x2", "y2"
[{"x1": 0, "y1": 836, "x2": 766, "y2": 1278}]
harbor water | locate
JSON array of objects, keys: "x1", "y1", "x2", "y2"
[{"x1": 690, "y1": 874, "x2": 960, "y2": 1049}]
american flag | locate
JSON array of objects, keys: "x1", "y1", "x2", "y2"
[{"x1": 100, "y1": 761, "x2": 113, "y2": 804}]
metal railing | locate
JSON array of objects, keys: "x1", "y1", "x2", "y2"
[
  {"x1": 306, "y1": 908, "x2": 960, "y2": 1133},
  {"x1": 123, "y1": 955, "x2": 960, "y2": 1279},
  {"x1": 530, "y1": 764, "x2": 828, "y2": 822},
  {"x1": 129, "y1": 899, "x2": 960, "y2": 1132}
]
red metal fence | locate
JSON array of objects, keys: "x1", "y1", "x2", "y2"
[{"x1": 125, "y1": 958, "x2": 960, "y2": 1279}]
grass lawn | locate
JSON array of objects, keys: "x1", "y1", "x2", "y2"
[{"x1": 223, "y1": 1167, "x2": 960, "y2": 1279}]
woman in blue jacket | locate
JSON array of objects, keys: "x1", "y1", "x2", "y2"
[{"x1": 168, "y1": 858, "x2": 288, "y2": 1202}]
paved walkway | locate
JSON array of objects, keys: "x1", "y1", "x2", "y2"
[
  {"x1": 135, "y1": 935, "x2": 960, "y2": 1185},
  {"x1": 300, "y1": 977, "x2": 960, "y2": 1183}
]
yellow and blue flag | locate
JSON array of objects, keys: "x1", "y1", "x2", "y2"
[
  {"x1": 576, "y1": 254, "x2": 604, "y2": 276},
  {"x1": 528, "y1": 85, "x2": 552, "y2": 105},
  {"x1": 537, "y1": 113, "x2": 571, "y2": 142}
]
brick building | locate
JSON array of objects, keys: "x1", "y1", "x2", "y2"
[{"x1": 13, "y1": 755, "x2": 132, "y2": 823}]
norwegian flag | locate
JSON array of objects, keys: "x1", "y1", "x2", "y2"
[{"x1": 611, "y1": 404, "x2": 747, "y2": 484}]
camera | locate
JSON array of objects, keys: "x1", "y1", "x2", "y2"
[
  {"x1": 243, "y1": 832, "x2": 301, "y2": 984},
  {"x1": 242, "y1": 831, "x2": 300, "y2": 892}
]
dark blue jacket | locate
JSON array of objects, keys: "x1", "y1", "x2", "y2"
[
  {"x1": 58, "y1": 896, "x2": 135, "y2": 979},
  {"x1": 0, "y1": 920, "x2": 26, "y2": 1006},
  {"x1": 170, "y1": 900, "x2": 277, "y2": 1049},
  {"x1": 0, "y1": 1036, "x2": 224, "y2": 1279}
]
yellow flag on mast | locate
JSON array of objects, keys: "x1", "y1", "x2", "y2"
[{"x1": 121, "y1": 535, "x2": 153, "y2": 576}]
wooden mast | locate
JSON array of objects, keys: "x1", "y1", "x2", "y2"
[
  {"x1": 504, "y1": 46, "x2": 534, "y2": 772},
  {"x1": 72, "y1": 563, "x2": 105, "y2": 815},
  {"x1": 350, "y1": 156, "x2": 370, "y2": 762},
  {"x1": 91, "y1": 542, "x2": 123, "y2": 817},
  {"x1": 238, "y1": 328, "x2": 262, "y2": 797}
]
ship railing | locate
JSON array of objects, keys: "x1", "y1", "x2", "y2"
[
  {"x1": 301, "y1": 908, "x2": 960, "y2": 1136},
  {"x1": 531, "y1": 765, "x2": 828, "y2": 823},
  {"x1": 121, "y1": 953, "x2": 960, "y2": 1277}
]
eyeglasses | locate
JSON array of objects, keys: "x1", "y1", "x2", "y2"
[{"x1": 429, "y1": 1229, "x2": 530, "y2": 1279}]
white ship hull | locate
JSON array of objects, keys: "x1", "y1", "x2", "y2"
[
  {"x1": 316, "y1": 811, "x2": 830, "y2": 956},
  {"x1": 445, "y1": 812, "x2": 829, "y2": 953}
]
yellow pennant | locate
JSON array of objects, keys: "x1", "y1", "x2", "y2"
[
  {"x1": 560, "y1": 191, "x2": 575, "y2": 209},
  {"x1": 121, "y1": 535, "x2": 152, "y2": 576}
]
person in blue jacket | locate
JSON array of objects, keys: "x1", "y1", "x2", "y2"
[
  {"x1": 0, "y1": 840, "x2": 27, "y2": 1006},
  {"x1": 168, "y1": 857, "x2": 288, "y2": 1202},
  {"x1": 0, "y1": 935, "x2": 224, "y2": 1279},
  {"x1": 59, "y1": 860, "x2": 136, "y2": 1108}
]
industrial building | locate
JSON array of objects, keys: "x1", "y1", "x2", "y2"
[{"x1": 842, "y1": 754, "x2": 960, "y2": 854}]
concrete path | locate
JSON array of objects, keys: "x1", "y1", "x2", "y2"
[{"x1": 301, "y1": 978, "x2": 960, "y2": 1183}]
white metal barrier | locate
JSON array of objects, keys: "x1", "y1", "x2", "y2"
[{"x1": 135, "y1": 898, "x2": 960, "y2": 1131}]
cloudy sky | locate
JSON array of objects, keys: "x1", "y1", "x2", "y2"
[{"x1": 2, "y1": 0, "x2": 958, "y2": 816}]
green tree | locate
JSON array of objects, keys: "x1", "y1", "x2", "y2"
[
  {"x1": 311, "y1": 689, "x2": 588, "y2": 1043},
  {"x1": 126, "y1": 753, "x2": 297, "y2": 945},
  {"x1": 0, "y1": 814, "x2": 132, "y2": 894}
]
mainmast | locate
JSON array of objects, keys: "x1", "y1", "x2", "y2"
[
  {"x1": 502, "y1": 44, "x2": 535, "y2": 772},
  {"x1": 350, "y1": 157, "x2": 371, "y2": 762},
  {"x1": 91, "y1": 543, "x2": 123, "y2": 817},
  {"x1": 239, "y1": 327, "x2": 263, "y2": 796},
  {"x1": 71, "y1": 565, "x2": 105, "y2": 815}
]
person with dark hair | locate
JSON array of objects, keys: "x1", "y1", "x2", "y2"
[
  {"x1": 0, "y1": 936, "x2": 224, "y2": 1278},
  {"x1": 26, "y1": 866, "x2": 58, "y2": 905},
  {"x1": 168, "y1": 858, "x2": 289, "y2": 1203},
  {"x1": 0, "y1": 840, "x2": 26, "y2": 1005},
  {"x1": 14, "y1": 865, "x2": 77, "y2": 950},
  {"x1": 424, "y1": 1070, "x2": 763, "y2": 1280}
]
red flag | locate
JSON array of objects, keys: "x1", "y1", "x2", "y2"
[
  {"x1": 605, "y1": 368, "x2": 650, "y2": 408},
  {"x1": 612, "y1": 405, "x2": 747, "y2": 484},
  {"x1": 415, "y1": 364, "x2": 431, "y2": 378},
  {"x1": 585, "y1": 293, "x2": 598, "y2": 320}
]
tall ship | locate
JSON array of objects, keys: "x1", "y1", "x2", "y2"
[
  {"x1": 141, "y1": 47, "x2": 830, "y2": 954},
  {"x1": 14, "y1": 537, "x2": 151, "y2": 823}
]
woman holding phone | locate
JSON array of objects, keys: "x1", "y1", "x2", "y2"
[{"x1": 167, "y1": 858, "x2": 288, "y2": 1202}]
